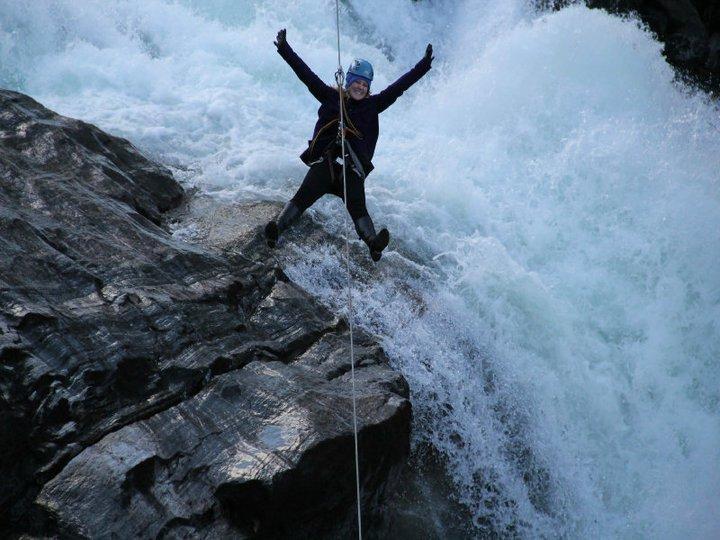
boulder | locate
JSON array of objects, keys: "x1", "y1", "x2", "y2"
[{"x1": 0, "y1": 90, "x2": 411, "y2": 538}]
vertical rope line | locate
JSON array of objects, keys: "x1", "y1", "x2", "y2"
[
  {"x1": 335, "y1": 0, "x2": 342, "y2": 70},
  {"x1": 334, "y1": 1, "x2": 363, "y2": 538}
]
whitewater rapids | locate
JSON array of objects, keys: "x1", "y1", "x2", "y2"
[{"x1": 2, "y1": 0, "x2": 719, "y2": 537}]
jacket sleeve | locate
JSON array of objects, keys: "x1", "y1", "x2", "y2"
[
  {"x1": 373, "y1": 56, "x2": 431, "y2": 113},
  {"x1": 277, "y1": 41, "x2": 333, "y2": 103}
]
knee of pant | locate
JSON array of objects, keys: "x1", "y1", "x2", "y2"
[
  {"x1": 290, "y1": 197, "x2": 309, "y2": 213},
  {"x1": 346, "y1": 193, "x2": 366, "y2": 209},
  {"x1": 348, "y1": 206, "x2": 368, "y2": 222}
]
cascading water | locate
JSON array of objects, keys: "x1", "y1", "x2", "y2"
[{"x1": 3, "y1": 0, "x2": 719, "y2": 537}]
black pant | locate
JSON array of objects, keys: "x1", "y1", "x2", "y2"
[{"x1": 291, "y1": 159, "x2": 368, "y2": 221}]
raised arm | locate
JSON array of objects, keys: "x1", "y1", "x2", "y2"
[
  {"x1": 373, "y1": 44, "x2": 433, "y2": 113},
  {"x1": 275, "y1": 29, "x2": 333, "y2": 103}
]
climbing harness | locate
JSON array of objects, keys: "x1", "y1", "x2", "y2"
[
  {"x1": 307, "y1": 114, "x2": 361, "y2": 159},
  {"x1": 334, "y1": 1, "x2": 363, "y2": 538},
  {"x1": 343, "y1": 136, "x2": 366, "y2": 181}
]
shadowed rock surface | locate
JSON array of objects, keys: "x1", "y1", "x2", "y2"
[{"x1": 0, "y1": 90, "x2": 411, "y2": 539}]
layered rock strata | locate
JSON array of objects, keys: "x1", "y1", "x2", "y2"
[{"x1": 0, "y1": 90, "x2": 410, "y2": 539}]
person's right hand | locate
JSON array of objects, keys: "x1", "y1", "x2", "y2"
[{"x1": 274, "y1": 28, "x2": 287, "y2": 48}]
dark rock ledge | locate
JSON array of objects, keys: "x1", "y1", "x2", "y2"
[{"x1": 0, "y1": 90, "x2": 411, "y2": 539}]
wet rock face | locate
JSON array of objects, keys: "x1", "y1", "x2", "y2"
[
  {"x1": 0, "y1": 90, "x2": 411, "y2": 538},
  {"x1": 539, "y1": 0, "x2": 720, "y2": 93}
]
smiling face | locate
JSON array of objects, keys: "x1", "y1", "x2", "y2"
[{"x1": 348, "y1": 79, "x2": 369, "y2": 100}]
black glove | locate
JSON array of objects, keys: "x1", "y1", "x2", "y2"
[
  {"x1": 424, "y1": 43, "x2": 434, "y2": 63},
  {"x1": 274, "y1": 28, "x2": 287, "y2": 48}
]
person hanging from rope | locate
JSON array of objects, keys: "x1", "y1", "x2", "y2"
[{"x1": 265, "y1": 28, "x2": 433, "y2": 261}]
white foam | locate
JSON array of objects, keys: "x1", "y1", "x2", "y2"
[{"x1": 4, "y1": 1, "x2": 720, "y2": 536}]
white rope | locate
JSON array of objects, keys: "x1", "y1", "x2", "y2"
[{"x1": 334, "y1": 1, "x2": 363, "y2": 538}]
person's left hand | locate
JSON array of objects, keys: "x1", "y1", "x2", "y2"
[{"x1": 425, "y1": 43, "x2": 434, "y2": 63}]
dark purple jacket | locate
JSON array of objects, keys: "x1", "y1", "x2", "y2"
[{"x1": 277, "y1": 40, "x2": 431, "y2": 175}]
